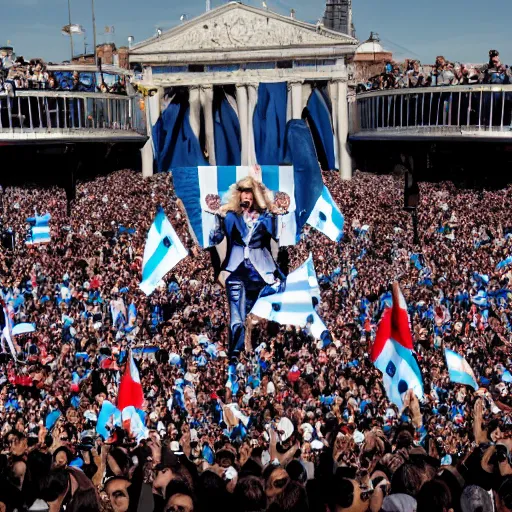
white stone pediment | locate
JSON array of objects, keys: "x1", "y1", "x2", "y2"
[{"x1": 131, "y1": 2, "x2": 357, "y2": 56}]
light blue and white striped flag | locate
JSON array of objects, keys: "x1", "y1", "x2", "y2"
[
  {"x1": 139, "y1": 206, "x2": 188, "y2": 296},
  {"x1": 306, "y1": 186, "x2": 344, "y2": 242},
  {"x1": 445, "y1": 349, "x2": 478, "y2": 390},
  {"x1": 250, "y1": 253, "x2": 329, "y2": 341},
  {"x1": 26, "y1": 213, "x2": 51, "y2": 245},
  {"x1": 174, "y1": 166, "x2": 297, "y2": 248}
]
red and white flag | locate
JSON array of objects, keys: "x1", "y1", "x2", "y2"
[
  {"x1": 117, "y1": 351, "x2": 144, "y2": 411},
  {"x1": 370, "y1": 283, "x2": 423, "y2": 408}
]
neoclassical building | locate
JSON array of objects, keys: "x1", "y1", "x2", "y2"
[{"x1": 130, "y1": 1, "x2": 358, "y2": 179}]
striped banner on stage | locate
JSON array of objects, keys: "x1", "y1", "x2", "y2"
[{"x1": 174, "y1": 165, "x2": 297, "y2": 248}]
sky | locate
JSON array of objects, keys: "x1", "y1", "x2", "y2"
[{"x1": 2, "y1": 0, "x2": 511, "y2": 65}]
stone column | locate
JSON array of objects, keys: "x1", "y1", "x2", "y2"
[
  {"x1": 236, "y1": 84, "x2": 249, "y2": 166},
  {"x1": 200, "y1": 85, "x2": 216, "y2": 165},
  {"x1": 301, "y1": 82, "x2": 312, "y2": 112},
  {"x1": 247, "y1": 83, "x2": 258, "y2": 166},
  {"x1": 290, "y1": 81, "x2": 303, "y2": 120},
  {"x1": 337, "y1": 80, "x2": 352, "y2": 180},
  {"x1": 328, "y1": 80, "x2": 340, "y2": 171},
  {"x1": 188, "y1": 86, "x2": 201, "y2": 143},
  {"x1": 286, "y1": 84, "x2": 292, "y2": 123},
  {"x1": 141, "y1": 91, "x2": 161, "y2": 178}
]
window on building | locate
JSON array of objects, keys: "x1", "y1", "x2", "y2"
[
  {"x1": 277, "y1": 60, "x2": 293, "y2": 69},
  {"x1": 153, "y1": 66, "x2": 187, "y2": 74},
  {"x1": 188, "y1": 64, "x2": 205, "y2": 73},
  {"x1": 206, "y1": 64, "x2": 240, "y2": 72},
  {"x1": 245, "y1": 61, "x2": 276, "y2": 70}
]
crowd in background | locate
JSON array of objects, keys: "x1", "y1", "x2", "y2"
[
  {"x1": 1, "y1": 169, "x2": 512, "y2": 511},
  {"x1": 0, "y1": 56, "x2": 127, "y2": 94},
  {"x1": 357, "y1": 49, "x2": 511, "y2": 92}
]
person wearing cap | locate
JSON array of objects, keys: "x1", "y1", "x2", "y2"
[{"x1": 207, "y1": 176, "x2": 287, "y2": 357}]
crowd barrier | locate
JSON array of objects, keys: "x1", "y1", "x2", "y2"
[
  {"x1": 0, "y1": 90, "x2": 147, "y2": 139},
  {"x1": 350, "y1": 84, "x2": 512, "y2": 139}
]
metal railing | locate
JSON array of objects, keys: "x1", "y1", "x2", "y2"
[
  {"x1": 350, "y1": 85, "x2": 512, "y2": 139},
  {"x1": 0, "y1": 90, "x2": 147, "y2": 138}
]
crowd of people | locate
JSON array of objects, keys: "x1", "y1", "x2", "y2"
[
  {"x1": 357, "y1": 49, "x2": 511, "y2": 92},
  {"x1": 1, "y1": 168, "x2": 512, "y2": 512},
  {"x1": 0, "y1": 56, "x2": 126, "y2": 94}
]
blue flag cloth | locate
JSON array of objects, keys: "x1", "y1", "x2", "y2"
[
  {"x1": 152, "y1": 98, "x2": 208, "y2": 172},
  {"x1": 497, "y1": 256, "x2": 512, "y2": 270},
  {"x1": 139, "y1": 206, "x2": 188, "y2": 296},
  {"x1": 96, "y1": 400, "x2": 122, "y2": 441},
  {"x1": 45, "y1": 410, "x2": 61, "y2": 430},
  {"x1": 226, "y1": 364, "x2": 239, "y2": 395},
  {"x1": 305, "y1": 88, "x2": 336, "y2": 171},
  {"x1": 26, "y1": 213, "x2": 51, "y2": 245},
  {"x1": 503, "y1": 370, "x2": 512, "y2": 383},
  {"x1": 214, "y1": 92, "x2": 241, "y2": 166},
  {"x1": 410, "y1": 254, "x2": 423, "y2": 270},
  {"x1": 253, "y1": 83, "x2": 288, "y2": 165}
]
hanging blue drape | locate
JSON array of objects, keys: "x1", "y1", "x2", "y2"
[
  {"x1": 152, "y1": 96, "x2": 208, "y2": 172},
  {"x1": 253, "y1": 82, "x2": 288, "y2": 165},
  {"x1": 305, "y1": 88, "x2": 336, "y2": 171},
  {"x1": 282, "y1": 119, "x2": 324, "y2": 235},
  {"x1": 214, "y1": 92, "x2": 241, "y2": 166}
]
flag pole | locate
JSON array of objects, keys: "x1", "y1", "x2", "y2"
[
  {"x1": 91, "y1": 0, "x2": 98, "y2": 67},
  {"x1": 67, "y1": 0, "x2": 74, "y2": 60}
]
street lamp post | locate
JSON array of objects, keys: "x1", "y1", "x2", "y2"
[
  {"x1": 67, "y1": 0, "x2": 74, "y2": 60},
  {"x1": 91, "y1": 0, "x2": 98, "y2": 67}
]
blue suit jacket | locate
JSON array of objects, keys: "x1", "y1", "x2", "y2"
[{"x1": 210, "y1": 210, "x2": 280, "y2": 283}]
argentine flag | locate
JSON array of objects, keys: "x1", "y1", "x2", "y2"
[
  {"x1": 139, "y1": 206, "x2": 188, "y2": 296},
  {"x1": 371, "y1": 283, "x2": 423, "y2": 408},
  {"x1": 250, "y1": 253, "x2": 329, "y2": 342},
  {"x1": 26, "y1": 213, "x2": 51, "y2": 245},
  {"x1": 445, "y1": 349, "x2": 478, "y2": 390},
  {"x1": 306, "y1": 186, "x2": 344, "y2": 242}
]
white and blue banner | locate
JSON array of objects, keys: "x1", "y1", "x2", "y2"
[
  {"x1": 139, "y1": 206, "x2": 188, "y2": 296},
  {"x1": 373, "y1": 339, "x2": 424, "y2": 408},
  {"x1": 306, "y1": 186, "x2": 344, "y2": 243},
  {"x1": 445, "y1": 349, "x2": 478, "y2": 390},
  {"x1": 250, "y1": 253, "x2": 329, "y2": 342},
  {"x1": 26, "y1": 213, "x2": 51, "y2": 245},
  {"x1": 173, "y1": 165, "x2": 343, "y2": 249},
  {"x1": 174, "y1": 165, "x2": 296, "y2": 248}
]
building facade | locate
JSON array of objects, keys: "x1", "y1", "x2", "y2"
[{"x1": 130, "y1": 1, "x2": 358, "y2": 179}]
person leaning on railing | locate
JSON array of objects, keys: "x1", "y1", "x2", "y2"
[{"x1": 480, "y1": 49, "x2": 511, "y2": 85}]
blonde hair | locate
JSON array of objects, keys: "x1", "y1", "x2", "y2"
[{"x1": 219, "y1": 176, "x2": 276, "y2": 215}]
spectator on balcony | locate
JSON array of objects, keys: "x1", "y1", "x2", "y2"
[
  {"x1": 406, "y1": 60, "x2": 425, "y2": 88},
  {"x1": 429, "y1": 56, "x2": 456, "y2": 86},
  {"x1": 481, "y1": 49, "x2": 511, "y2": 84},
  {"x1": 454, "y1": 62, "x2": 480, "y2": 85}
]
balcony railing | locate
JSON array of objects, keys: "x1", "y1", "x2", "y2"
[
  {"x1": 0, "y1": 90, "x2": 147, "y2": 141},
  {"x1": 350, "y1": 84, "x2": 512, "y2": 140}
]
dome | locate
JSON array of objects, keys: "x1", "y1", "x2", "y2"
[{"x1": 356, "y1": 40, "x2": 385, "y2": 54}]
